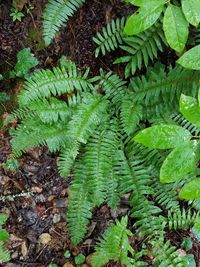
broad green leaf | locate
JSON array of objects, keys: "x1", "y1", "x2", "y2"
[
  {"x1": 0, "y1": 214, "x2": 9, "y2": 226},
  {"x1": 133, "y1": 124, "x2": 191, "y2": 149},
  {"x1": 180, "y1": 94, "x2": 200, "y2": 128},
  {"x1": 179, "y1": 178, "x2": 200, "y2": 199},
  {"x1": 182, "y1": 0, "x2": 200, "y2": 27},
  {"x1": 126, "y1": 0, "x2": 146, "y2": 5},
  {"x1": 0, "y1": 229, "x2": 9, "y2": 241},
  {"x1": 177, "y1": 44, "x2": 200, "y2": 70},
  {"x1": 163, "y1": 5, "x2": 189, "y2": 53},
  {"x1": 185, "y1": 254, "x2": 196, "y2": 267},
  {"x1": 124, "y1": 0, "x2": 165, "y2": 35},
  {"x1": 15, "y1": 48, "x2": 39, "y2": 77},
  {"x1": 160, "y1": 142, "x2": 197, "y2": 183}
]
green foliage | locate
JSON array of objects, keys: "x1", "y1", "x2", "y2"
[
  {"x1": 115, "y1": 21, "x2": 167, "y2": 77},
  {"x1": 177, "y1": 44, "x2": 200, "y2": 70},
  {"x1": 124, "y1": 0, "x2": 200, "y2": 59},
  {"x1": 43, "y1": 0, "x2": 86, "y2": 46},
  {"x1": 10, "y1": 48, "x2": 39, "y2": 78},
  {"x1": 10, "y1": 7, "x2": 24, "y2": 22},
  {"x1": 93, "y1": 17, "x2": 126, "y2": 57},
  {"x1": 0, "y1": 92, "x2": 10, "y2": 103},
  {"x1": 0, "y1": 214, "x2": 10, "y2": 263},
  {"x1": 75, "y1": 253, "x2": 85, "y2": 265},
  {"x1": 92, "y1": 216, "x2": 146, "y2": 267}
]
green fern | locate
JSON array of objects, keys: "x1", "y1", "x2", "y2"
[
  {"x1": 18, "y1": 65, "x2": 93, "y2": 106},
  {"x1": 93, "y1": 17, "x2": 126, "y2": 58},
  {"x1": 0, "y1": 241, "x2": 10, "y2": 264},
  {"x1": 114, "y1": 21, "x2": 167, "y2": 77},
  {"x1": 151, "y1": 240, "x2": 187, "y2": 267},
  {"x1": 0, "y1": 214, "x2": 10, "y2": 263},
  {"x1": 58, "y1": 94, "x2": 108, "y2": 177},
  {"x1": 92, "y1": 216, "x2": 146, "y2": 267},
  {"x1": 43, "y1": 0, "x2": 86, "y2": 46},
  {"x1": 129, "y1": 64, "x2": 200, "y2": 112},
  {"x1": 167, "y1": 209, "x2": 200, "y2": 230}
]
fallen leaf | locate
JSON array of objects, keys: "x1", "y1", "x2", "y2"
[
  {"x1": 21, "y1": 241, "x2": 28, "y2": 257},
  {"x1": 39, "y1": 233, "x2": 51, "y2": 245}
]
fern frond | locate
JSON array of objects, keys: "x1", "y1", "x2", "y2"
[
  {"x1": 67, "y1": 161, "x2": 93, "y2": 245},
  {"x1": 93, "y1": 17, "x2": 126, "y2": 58},
  {"x1": 130, "y1": 65, "x2": 200, "y2": 110},
  {"x1": 92, "y1": 216, "x2": 137, "y2": 267},
  {"x1": 167, "y1": 209, "x2": 200, "y2": 230},
  {"x1": 151, "y1": 176, "x2": 180, "y2": 211},
  {"x1": 18, "y1": 65, "x2": 93, "y2": 106},
  {"x1": 97, "y1": 69, "x2": 128, "y2": 108},
  {"x1": 58, "y1": 94, "x2": 108, "y2": 177},
  {"x1": 151, "y1": 240, "x2": 187, "y2": 267},
  {"x1": 12, "y1": 97, "x2": 71, "y2": 124},
  {"x1": 114, "y1": 21, "x2": 167, "y2": 77},
  {"x1": 171, "y1": 114, "x2": 200, "y2": 136},
  {"x1": 120, "y1": 95, "x2": 142, "y2": 135},
  {"x1": 0, "y1": 241, "x2": 10, "y2": 263},
  {"x1": 84, "y1": 127, "x2": 119, "y2": 206},
  {"x1": 43, "y1": 0, "x2": 86, "y2": 46},
  {"x1": 12, "y1": 117, "x2": 69, "y2": 157}
]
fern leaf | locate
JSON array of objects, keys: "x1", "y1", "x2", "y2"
[
  {"x1": 130, "y1": 65, "x2": 200, "y2": 109},
  {"x1": 58, "y1": 94, "x2": 108, "y2": 177},
  {"x1": 151, "y1": 240, "x2": 187, "y2": 267},
  {"x1": 0, "y1": 241, "x2": 10, "y2": 263},
  {"x1": 151, "y1": 176, "x2": 180, "y2": 210},
  {"x1": 43, "y1": 0, "x2": 86, "y2": 46},
  {"x1": 12, "y1": 97, "x2": 71, "y2": 124},
  {"x1": 12, "y1": 117, "x2": 69, "y2": 157},
  {"x1": 97, "y1": 69, "x2": 128, "y2": 108},
  {"x1": 93, "y1": 17, "x2": 126, "y2": 57},
  {"x1": 67, "y1": 161, "x2": 93, "y2": 245},
  {"x1": 120, "y1": 95, "x2": 142, "y2": 135},
  {"x1": 18, "y1": 65, "x2": 93, "y2": 106},
  {"x1": 167, "y1": 209, "x2": 200, "y2": 230},
  {"x1": 92, "y1": 216, "x2": 135, "y2": 267},
  {"x1": 84, "y1": 128, "x2": 119, "y2": 206},
  {"x1": 114, "y1": 21, "x2": 167, "y2": 77}
]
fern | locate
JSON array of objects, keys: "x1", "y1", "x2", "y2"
[
  {"x1": 0, "y1": 214, "x2": 10, "y2": 263},
  {"x1": 167, "y1": 209, "x2": 200, "y2": 230},
  {"x1": 129, "y1": 64, "x2": 200, "y2": 112},
  {"x1": 114, "y1": 21, "x2": 167, "y2": 77},
  {"x1": 0, "y1": 241, "x2": 10, "y2": 263},
  {"x1": 67, "y1": 161, "x2": 93, "y2": 245},
  {"x1": 93, "y1": 17, "x2": 126, "y2": 58},
  {"x1": 58, "y1": 94, "x2": 108, "y2": 177},
  {"x1": 92, "y1": 216, "x2": 146, "y2": 267},
  {"x1": 43, "y1": 0, "x2": 86, "y2": 46},
  {"x1": 151, "y1": 240, "x2": 187, "y2": 267},
  {"x1": 18, "y1": 65, "x2": 92, "y2": 106}
]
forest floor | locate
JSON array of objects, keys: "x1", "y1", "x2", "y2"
[{"x1": 0, "y1": 0, "x2": 199, "y2": 266}]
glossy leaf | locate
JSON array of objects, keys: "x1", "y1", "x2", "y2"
[
  {"x1": 180, "y1": 94, "x2": 200, "y2": 128},
  {"x1": 163, "y1": 5, "x2": 189, "y2": 53},
  {"x1": 177, "y1": 45, "x2": 200, "y2": 70},
  {"x1": 160, "y1": 142, "x2": 197, "y2": 183},
  {"x1": 179, "y1": 178, "x2": 200, "y2": 199},
  {"x1": 182, "y1": 0, "x2": 200, "y2": 27},
  {"x1": 124, "y1": 0, "x2": 165, "y2": 35},
  {"x1": 126, "y1": 0, "x2": 146, "y2": 5},
  {"x1": 133, "y1": 124, "x2": 191, "y2": 149}
]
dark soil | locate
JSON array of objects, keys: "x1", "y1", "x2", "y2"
[{"x1": 0, "y1": 0, "x2": 199, "y2": 266}]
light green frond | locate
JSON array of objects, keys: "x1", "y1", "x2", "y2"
[{"x1": 0, "y1": 241, "x2": 10, "y2": 263}]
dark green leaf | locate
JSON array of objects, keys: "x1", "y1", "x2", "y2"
[
  {"x1": 0, "y1": 229, "x2": 9, "y2": 241},
  {"x1": 163, "y1": 5, "x2": 189, "y2": 53}
]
